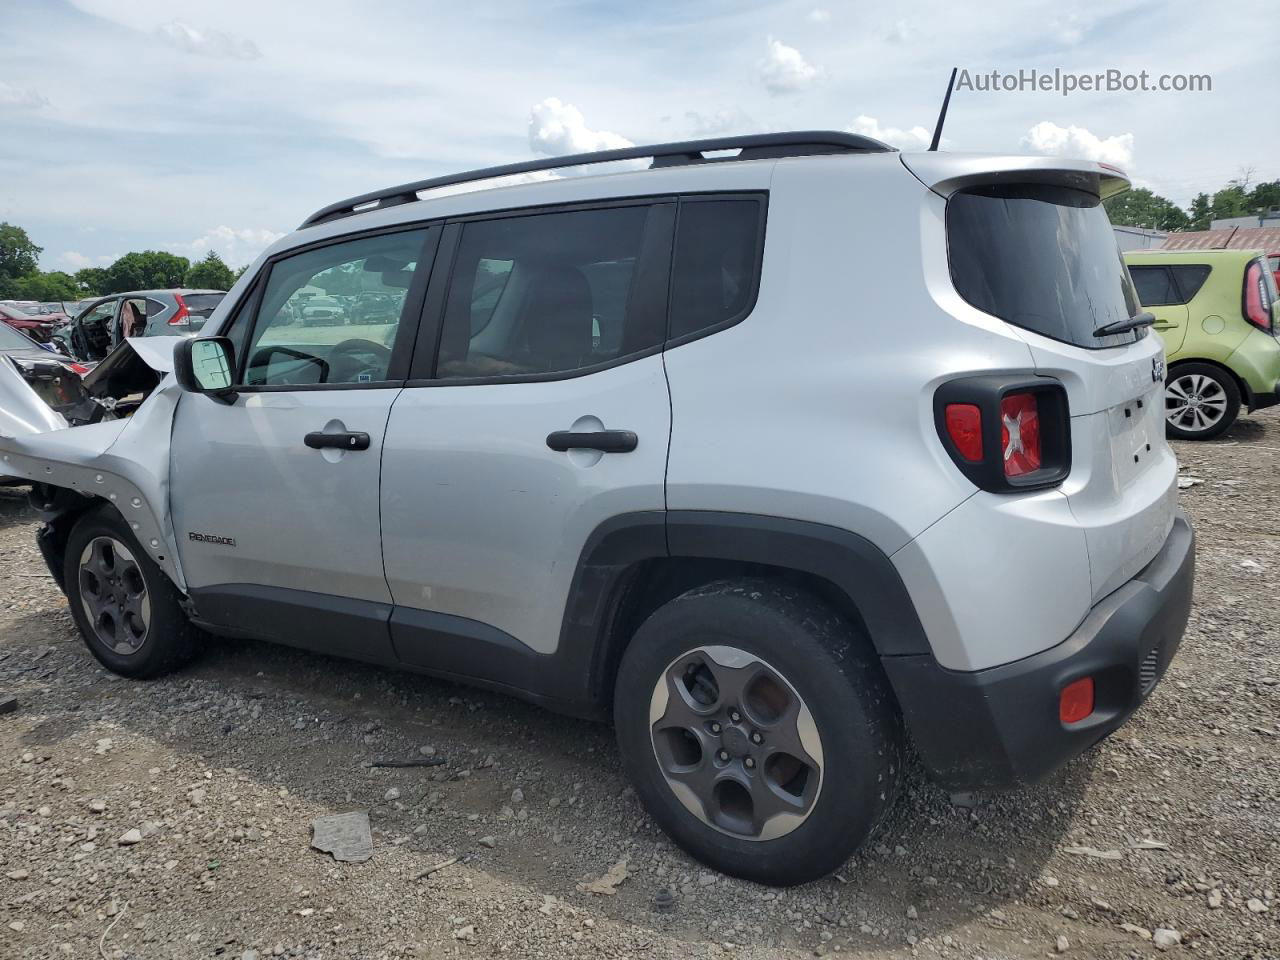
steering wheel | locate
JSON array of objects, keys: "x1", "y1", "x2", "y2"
[{"x1": 327, "y1": 338, "x2": 393, "y2": 383}]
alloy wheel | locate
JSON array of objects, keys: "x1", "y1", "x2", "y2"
[
  {"x1": 78, "y1": 536, "x2": 151, "y2": 655},
  {"x1": 647, "y1": 645, "x2": 823, "y2": 841},
  {"x1": 1166, "y1": 373, "x2": 1228, "y2": 434}
]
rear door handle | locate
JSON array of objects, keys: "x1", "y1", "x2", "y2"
[
  {"x1": 305, "y1": 431, "x2": 370, "y2": 451},
  {"x1": 546, "y1": 430, "x2": 637, "y2": 453}
]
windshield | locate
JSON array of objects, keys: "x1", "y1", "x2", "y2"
[
  {"x1": 0, "y1": 320, "x2": 41, "y2": 351},
  {"x1": 947, "y1": 184, "x2": 1143, "y2": 349}
]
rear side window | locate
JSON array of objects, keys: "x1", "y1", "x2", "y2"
[
  {"x1": 1130, "y1": 266, "x2": 1179, "y2": 307},
  {"x1": 947, "y1": 184, "x2": 1142, "y2": 349},
  {"x1": 669, "y1": 197, "x2": 764, "y2": 341},
  {"x1": 434, "y1": 204, "x2": 669, "y2": 380}
]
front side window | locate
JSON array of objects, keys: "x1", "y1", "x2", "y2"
[
  {"x1": 948, "y1": 184, "x2": 1142, "y2": 349},
  {"x1": 435, "y1": 205, "x2": 663, "y2": 380},
  {"x1": 241, "y1": 230, "x2": 426, "y2": 386}
]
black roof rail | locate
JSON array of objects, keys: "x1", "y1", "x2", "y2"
[{"x1": 299, "y1": 130, "x2": 893, "y2": 228}]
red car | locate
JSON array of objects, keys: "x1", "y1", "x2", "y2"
[{"x1": 0, "y1": 303, "x2": 62, "y2": 343}]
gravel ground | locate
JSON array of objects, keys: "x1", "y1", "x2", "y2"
[{"x1": 2, "y1": 414, "x2": 1279, "y2": 960}]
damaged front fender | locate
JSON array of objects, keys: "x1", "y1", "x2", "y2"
[{"x1": 0, "y1": 337, "x2": 188, "y2": 592}]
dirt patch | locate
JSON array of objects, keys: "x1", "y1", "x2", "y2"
[{"x1": 1, "y1": 410, "x2": 1278, "y2": 959}]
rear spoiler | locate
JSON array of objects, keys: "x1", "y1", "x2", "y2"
[{"x1": 899, "y1": 152, "x2": 1131, "y2": 200}]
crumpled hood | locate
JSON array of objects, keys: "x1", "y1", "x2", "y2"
[
  {"x1": 0, "y1": 356, "x2": 68, "y2": 438},
  {"x1": 0, "y1": 336, "x2": 189, "y2": 590}
]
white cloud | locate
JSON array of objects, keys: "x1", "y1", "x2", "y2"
[
  {"x1": 882, "y1": 19, "x2": 914, "y2": 44},
  {"x1": 682, "y1": 109, "x2": 754, "y2": 137},
  {"x1": 156, "y1": 20, "x2": 261, "y2": 60},
  {"x1": 759, "y1": 38, "x2": 819, "y2": 96},
  {"x1": 847, "y1": 115, "x2": 934, "y2": 150},
  {"x1": 177, "y1": 226, "x2": 284, "y2": 267},
  {"x1": 1048, "y1": 13, "x2": 1089, "y2": 45},
  {"x1": 58, "y1": 251, "x2": 114, "y2": 270},
  {"x1": 0, "y1": 81, "x2": 48, "y2": 109},
  {"x1": 806, "y1": 9, "x2": 831, "y2": 23},
  {"x1": 1023, "y1": 122, "x2": 1134, "y2": 167},
  {"x1": 528, "y1": 98, "x2": 633, "y2": 157}
]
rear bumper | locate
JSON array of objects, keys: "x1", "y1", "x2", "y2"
[
  {"x1": 882, "y1": 510, "x2": 1194, "y2": 791},
  {"x1": 1248, "y1": 382, "x2": 1280, "y2": 411}
]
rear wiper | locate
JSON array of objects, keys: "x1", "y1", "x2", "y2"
[{"x1": 1094, "y1": 311, "x2": 1156, "y2": 338}]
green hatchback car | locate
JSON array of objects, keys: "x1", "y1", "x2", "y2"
[{"x1": 1125, "y1": 249, "x2": 1280, "y2": 439}]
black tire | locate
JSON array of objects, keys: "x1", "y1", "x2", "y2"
[
  {"x1": 64, "y1": 504, "x2": 203, "y2": 679},
  {"x1": 1165, "y1": 362, "x2": 1240, "y2": 441},
  {"x1": 614, "y1": 579, "x2": 902, "y2": 886}
]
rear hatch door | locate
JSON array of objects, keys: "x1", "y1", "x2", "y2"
[{"x1": 909, "y1": 154, "x2": 1178, "y2": 603}]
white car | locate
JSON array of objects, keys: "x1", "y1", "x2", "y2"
[{"x1": 0, "y1": 132, "x2": 1194, "y2": 885}]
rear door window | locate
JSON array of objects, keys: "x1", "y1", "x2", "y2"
[
  {"x1": 947, "y1": 184, "x2": 1142, "y2": 349},
  {"x1": 1130, "y1": 266, "x2": 1179, "y2": 306},
  {"x1": 431, "y1": 204, "x2": 670, "y2": 380}
]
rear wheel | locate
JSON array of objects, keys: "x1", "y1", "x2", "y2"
[
  {"x1": 64, "y1": 505, "x2": 203, "y2": 678},
  {"x1": 1165, "y1": 362, "x2": 1240, "y2": 440},
  {"x1": 614, "y1": 579, "x2": 902, "y2": 885}
]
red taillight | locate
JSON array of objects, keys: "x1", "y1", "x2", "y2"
[
  {"x1": 64, "y1": 362, "x2": 90, "y2": 376},
  {"x1": 1059, "y1": 676, "x2": 1095, "y2": 724},
  {"x1": 1244, "y1": 262, "x2": 1271, "y2": 332},
  {"x1": 168, "y1": 294, "x2": 190, "y2": 326},
  {"x1": 944, "y1": 403, "x2": 983, "y2": 461},
  {"x1": 1000, "y1": 392, "x2": 1041, "y2": 477}
]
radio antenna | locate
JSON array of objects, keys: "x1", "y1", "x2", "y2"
[{"x1": 928, "y1": 67, "x2": 958, "y2": 151}]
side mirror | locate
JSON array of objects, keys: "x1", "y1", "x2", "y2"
[{"x1": 174, "y1": 337, "x2": 238, "y2": 404}]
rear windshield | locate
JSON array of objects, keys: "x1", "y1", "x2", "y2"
[
  {"x1": 947, "y1": 184, "x2": 1142, "y2": 349},
  {"x1": 183, "y1": 293, "x2": 225, "y2": 319}
]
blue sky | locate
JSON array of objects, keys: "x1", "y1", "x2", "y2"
[{"x1": 1, "y1": 0, "x2": 1276, "y2": 272}]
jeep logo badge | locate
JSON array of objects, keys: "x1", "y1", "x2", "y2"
[{"x1": 1152, "y1": 357, "x2": 1165, "y2": 383}]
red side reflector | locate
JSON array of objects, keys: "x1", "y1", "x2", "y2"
[
  {"x1": 1059, "y1": 676, "x2": 1095, "y2": 724},
  {"x1": 1000, "y1": 392, "x2": 1041, "y2": 477},
  {"x1": 944, "y1": 403, "x2": 983, "y2": 462}
]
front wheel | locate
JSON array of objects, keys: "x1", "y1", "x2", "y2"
[
  {"x1": 613, "y1": 580, "x2": 902, "y2": 885},
  {"x1": 1165, "y1": 363, "x2": 1240, "y2": 440},
  {"x1": 64, "y1": 505, "x2": 203, "y2": 678}
]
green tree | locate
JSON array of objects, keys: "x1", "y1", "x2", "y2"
[
  {"x1": 1187, "y1": 193, "x2": 1212, "y2": 231},
  {"x1": 1248, "y1": 180, "x2": 1280, "y2": 215},
  {"x1": 11, "y1": 271, "x2": 79, "y2": 301},
  {"x1": 0, "y1": 223, "x2": 42, "y2": 297},
  {"x1": 1209, "y1": 184, "x2": 1249, "y2": 223},
  {"x1": 103, "y1": 251, "x2": 190, "y2": 293},
  {"x1": 1104, "y1": 188, "x2": 1190, "y2": 231},
  {"x1": 74, "y1": 267, "x2": 109, "y2": 295},
  {"x1": 184, "y1": 251, "x2": 236, "y2": 290}
]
